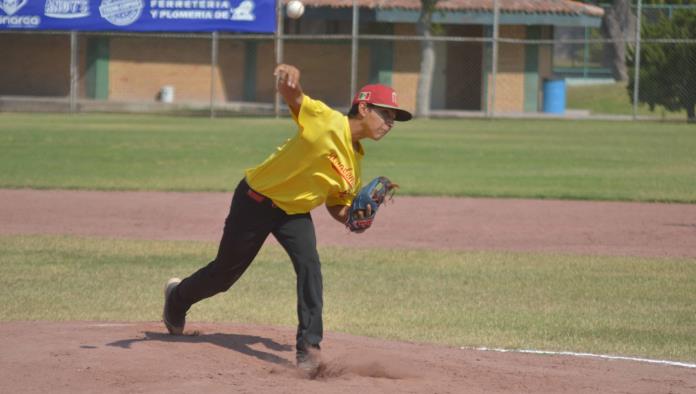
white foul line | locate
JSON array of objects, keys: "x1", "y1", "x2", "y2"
[{"x1": 468, "y1": 347, "x2": 696, "y2": 369}]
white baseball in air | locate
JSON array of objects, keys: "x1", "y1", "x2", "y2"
[{"x1": 286, "y1": 0, "x2": 305, "y2": 19}]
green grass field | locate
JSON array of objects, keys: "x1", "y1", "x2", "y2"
[
  {"x1": 2, "y1": 236, "x2": 694, "y2": 362},
  {"x1": 1, "y1": 113, "x2": 695, "y2": 362},
  {"x1": 567, "y1": 82, "x2": 687, "y2": 119},
  {"x1": 1, "y1": 113, "x2": 695, "y2": 202}
]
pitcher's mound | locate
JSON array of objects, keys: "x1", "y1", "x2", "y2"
[{"x1": 0, "y1": 321, "x2": 693, "y2": 393}]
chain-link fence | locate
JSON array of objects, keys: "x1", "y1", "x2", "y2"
[
  {"x1": 1, "y1": 1, "x2": 695, "y2": 121},
  {"x1": 552, "y1": 2, "x2": 696, "y2": 122}
]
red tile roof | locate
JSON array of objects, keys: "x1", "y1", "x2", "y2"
[{"x1": 285, "y1": 0, "x2": 604, "y2": 17}]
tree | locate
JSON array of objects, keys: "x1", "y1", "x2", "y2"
[
  {"x1": 415, "y1": 0, "x2": 439, "y2": 118},
  {"x1": 627, "y1": 9, "x2": 696, "y2": 121},
  {"x1": 599, "y1": 0, "x2": 696, "y2": 82},
  {"x1": 600, "y1": 0, "x2": 636, "y2": 81}
]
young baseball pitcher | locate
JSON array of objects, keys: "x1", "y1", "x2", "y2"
[{"x1": 162, "y1": 63, "x2": 411, "y2": 373}]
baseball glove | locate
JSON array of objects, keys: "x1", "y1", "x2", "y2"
[{"x1": 346, "y1": 176, "x2": 397, "y2": 233}]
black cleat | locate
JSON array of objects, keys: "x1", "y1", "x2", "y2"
[{"x1": 162, "y1": 278, "x2": 185, "y2": 335}]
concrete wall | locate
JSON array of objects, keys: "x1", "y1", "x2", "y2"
[
  {"x1": 487, "y1": 25, "x2": 527, "y2": 112},
  {"x1": 391, "y1": 24, "x2": 420, "y2": 114},
  {"x1": 0, "y1": 33, "x2": 86, "y2": 97},
  {"x1": 0, "y1": 25, "x2": 547, "y2": 114},
  {"x1": 256, "y1": 40, "x2": 372, "y2": 107},
  {"x1": 446, "y1": 25, "x2": 484, "y2": 110},
  {"x1": 108, "y1": 36, "x2": 233, "y2": 103}
]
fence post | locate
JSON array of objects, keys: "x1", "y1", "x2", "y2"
[
  {"x1": 350, "y1": 0, "x2": 359, "y2": 101},
  {"x1": 632, "y1": 0, "x2": 643, "y2": 120},
  {"x1": 210, "y1": 31, "x2": 219, "y2": 119},
  {"x1": 583, "y1": 26, "x2": 590, "y2": 79},
  {"x1": 70, "y1": 31, "x2": 78, "y2": 113},
  {"x1": 488, "y1": 0, "x2": 500, "y2": 118},
  {"x1": 275, "y1": 0, "x2": 285, "y2": 118}
]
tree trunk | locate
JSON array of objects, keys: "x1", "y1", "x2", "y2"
[
  {"x1": 601, "y1": 0, "x2": 635, "y2": 81},
  {"x1": 416, "y1": 1, "x2": 437, "y2": 118},
  {"x1": 687, "y1": 104, "x2": 696, "y2": 123}
]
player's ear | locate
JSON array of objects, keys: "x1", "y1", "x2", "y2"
[{"x1": 356, "y1": 102, "x2": 369, "y2": 118}]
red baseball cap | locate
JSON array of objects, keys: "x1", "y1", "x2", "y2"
[{"x1": 352, "y1": 84, "x2": 412, "y2": 121}]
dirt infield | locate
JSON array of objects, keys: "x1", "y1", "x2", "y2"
[
  {"x1": 1, "y1": 322, "x2": 694, "y2": 394},
  {"x1": 1, "y1": 189, "x2": 696, "y2": 393},
  {"x1": 2, "y1": 189, "x2": 696, "y2": 257}
]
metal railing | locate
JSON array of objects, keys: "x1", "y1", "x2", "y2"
[{"x1": 1, "y1": 0, "x2": 695, "y2": 122}]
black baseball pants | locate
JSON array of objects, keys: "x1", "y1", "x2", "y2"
[{"x1": 171, "y1": 178, "x2": 323, "y2": 353}]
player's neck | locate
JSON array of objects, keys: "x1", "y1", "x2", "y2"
[{"x1": 348, "y1": 117, "x2": 369, "y2": 143}]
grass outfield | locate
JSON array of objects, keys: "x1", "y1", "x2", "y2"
[
  {"x1": 1, "y1": 113, "x2": 695, "y2": 202},
  {"x1": 2, "y1": 235, "x2": 695, "y2": 362},
  {"x1": 567, "y1": 82, "x2": 686, "y2": 119},
  {"x1": 2, "y1": 113, "x2": 695, "y2": 364}
]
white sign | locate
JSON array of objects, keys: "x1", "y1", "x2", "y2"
[
  {"x1": 0, "y1": 0, "x2": 28, "y2": 16},
  {"x1": 99, "y1": 0, "x2": 143, "y2": 26},
  {"x1": 231, "y1": 0, "x2": 254, "y2": 21},
  {"x1": 0, "y1": 0, "x2": 40, "y2": 27},
  {"x1": 45, "y1": 0, "x2": 90, "y2": 18}
]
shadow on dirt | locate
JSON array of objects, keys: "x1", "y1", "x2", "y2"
[{"x1": 107, "y1": 331, "x2": 294, "y2": 367}]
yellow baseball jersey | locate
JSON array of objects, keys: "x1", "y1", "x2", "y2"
[{"x1": 244, "y1": 94, "x2": 364, "y2": 214}]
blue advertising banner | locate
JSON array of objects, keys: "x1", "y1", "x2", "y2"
[{"x1": 0, "y1": 0, "x2": 276, "y2": 32}]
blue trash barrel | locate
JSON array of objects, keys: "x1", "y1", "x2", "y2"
[{"x1": 543, "y1": 78, "x2": 566, "y2": 114}]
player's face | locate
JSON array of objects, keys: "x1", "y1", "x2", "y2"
[{"x1": 366, "y1": 105, "x2": 396, "y2": 140}]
